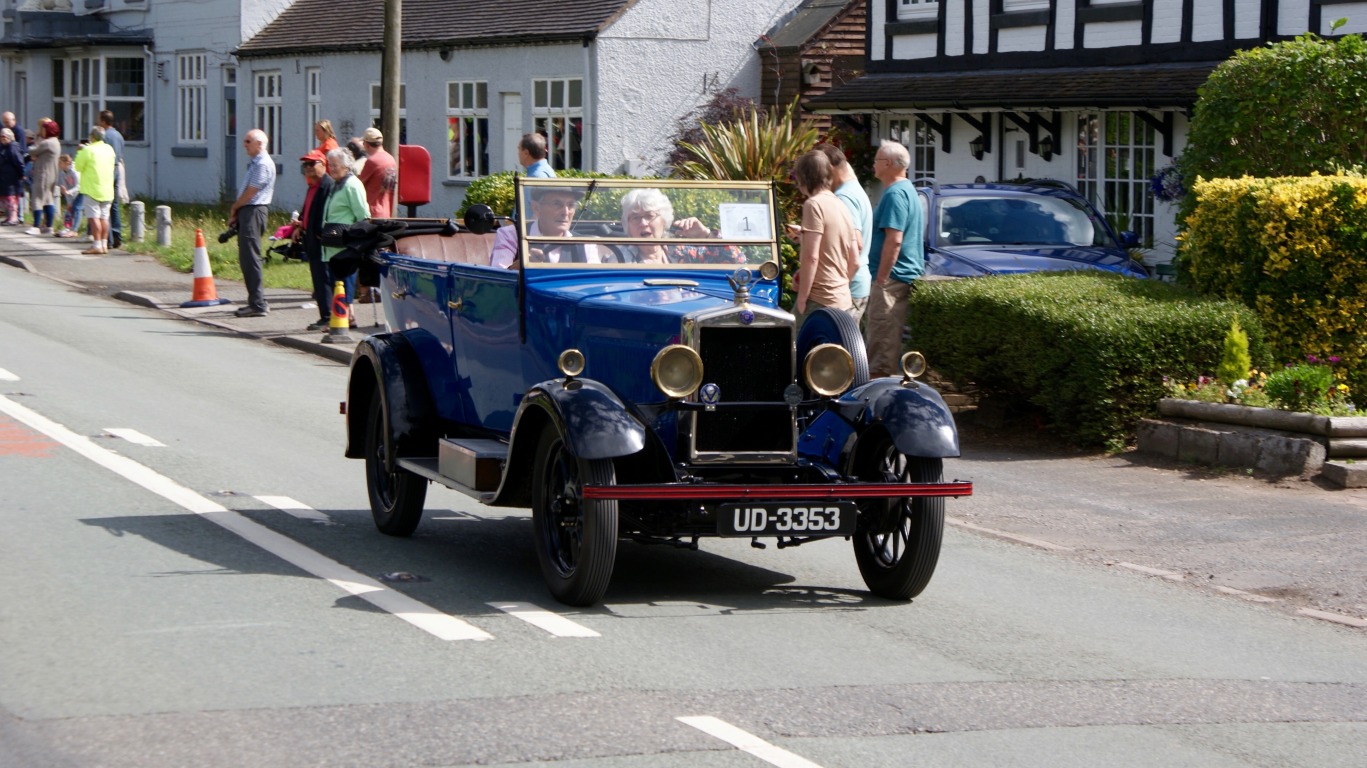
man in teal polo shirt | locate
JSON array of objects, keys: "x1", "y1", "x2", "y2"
[{"x1": 865, "y1": 141, "x2": 924, "y2": 378}]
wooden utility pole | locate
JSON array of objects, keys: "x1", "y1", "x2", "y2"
[{"x1": 382, "y1": 0, "x2": 401, "y2": 160}]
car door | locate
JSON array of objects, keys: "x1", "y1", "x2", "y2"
[{"x1": 449, "y1": 264, "x2": 522, "y2": 433}]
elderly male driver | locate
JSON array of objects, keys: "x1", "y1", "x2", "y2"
[{"x1": 489, "y1": 186, "x2": 603, "y2": 268}]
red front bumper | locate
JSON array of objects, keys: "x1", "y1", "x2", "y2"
[{"x1": 581, "y1": 481, "x2": 973, "y2": 501}]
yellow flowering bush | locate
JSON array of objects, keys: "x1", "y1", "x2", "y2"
[{"x1": 1180, "y1": 174, "x2": 1367, "y2": 398}]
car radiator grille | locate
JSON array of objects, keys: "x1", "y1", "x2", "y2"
[{"x1": 695, "y1": 326, "x2": 792, "y2": 453}]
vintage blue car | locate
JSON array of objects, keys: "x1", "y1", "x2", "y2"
[{"x1": 343, "y1": 177, "x2": 972, "y2": 606}]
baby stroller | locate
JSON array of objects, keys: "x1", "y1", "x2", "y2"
[{"x1": 264, "y1": 222, "x2": 309, "y2": 265}]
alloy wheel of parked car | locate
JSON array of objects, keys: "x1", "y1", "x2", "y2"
[
  {"x1": 852, "y1": 437, "x2": 944, "y2": 600},
  {"x1": 531, "y1": 428, "x2": 619, "y2": 606},
  {"x1": 365, "y1": 391, "x2": 427, "y2": 536}
]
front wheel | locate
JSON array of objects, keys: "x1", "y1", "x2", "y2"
[
  {"x1": 531, "y1": 428, "x2": 619, "y2": 606},
  {"x1": 364, "y1": 390, "x2": 427, "y2": 536},
  {"x1": 852, "y1": 437, "x2": 944, "y2": 600}
]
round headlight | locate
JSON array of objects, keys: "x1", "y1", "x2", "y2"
[
  {"x1": 651, "y1": 345, "x2": 704, "y2": 399},
  {"x1": 759, "y1": 261, "x2": 780, "y2": 281},
  {"x1": 558, "y1": 348, "x2": 586, "y2": 377},
  {"x1": 804, "y1": 343, "x2": 855, "y2": 397},
  {"x1": 900, "y1": 350, "x2": 927, "y2": 380}
]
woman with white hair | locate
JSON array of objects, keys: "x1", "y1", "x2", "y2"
[
  {"x1": 0, "y1": 128, "x2": 24, "y2": 225},
  {"x1": 619, "y1": 188, "x2": 743, "y2": 264}
]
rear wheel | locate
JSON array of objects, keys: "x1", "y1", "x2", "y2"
[
  {"x1": 852, "y1": 435, "x2": 944, "y2": 600},
  {"x1": 531, "y1": 428, "x2": 619, "y2": 606},
  {"x1": 364, "y1": 390, "x2": 427, "y2": 536}
]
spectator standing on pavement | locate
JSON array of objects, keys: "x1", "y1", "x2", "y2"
[
  {"x1": 865, "y1": 140, "x2": 925, "y2": 378},
  {"x1": 26, "y1": 119, "x2": 61, "y2": 235},
  {"x1": 295, "y1": 149, "x2": 336, "y2": 331},
  {"x1": 97, "y1": 110, "x2": 125, "y2": 248},
  {"x1": 357, "y1": 127, "x2": 396, "y2": 218},
  {"x1": 519, "y1": 133, "x2": 556, "y2": 178},
  {"x1": 1, "y1": 112, "x2": 25, "y2": 149},
  {"x1": 0, "y1": 128, "x2": 24, "y2": 225},
  {"x1": 345, "y1": 138, "x2": 367, "y2": 176},
  {"x1": 228, "y1": 128, "x2": 276, "y2": 317},
  {"x1": 313, "y1": 119, "x2": 339, "y2": 155},
  {"x1": 790, "y1": 149, "x2": 859, "y2": 325},
  {"x1": 56, "y1": 153, "x2": 81, "y2": 237},
  {"x1": 322, "y1": 147, "x2": 370, "y2": 324},
  {"x1": 815, "y1": 143, "x2": 873, "y2": 325},
  {"x1": 73, "y1": 127, "x2": 115, "y2": 254}
]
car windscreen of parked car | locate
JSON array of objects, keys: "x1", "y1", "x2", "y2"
[
  {"x1": 935, "y1": 193, "x2": 1113, "y2": 248},
  {"x1": 516, "y1": 178, "x2": 779, "y2": 268}
]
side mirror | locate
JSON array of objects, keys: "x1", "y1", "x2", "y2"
[
  {"x1": 1118, "y1": 231, "x2": 1140, "y2": 248},
  {"x1": 463, "y1": 204, "x2": 497, "y2": 235}
]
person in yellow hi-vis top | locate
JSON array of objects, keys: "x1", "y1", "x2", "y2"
[{"x1": 73, "y1": 127, "x2": 116, "y2": 255}]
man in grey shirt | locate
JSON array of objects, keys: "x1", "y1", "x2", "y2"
[
  {"x1": 97, "y1": 110, "x2": 124, "y2": 248},
  {"x1": 229, "y1": 129, "x2": 276, "y2": 317}
]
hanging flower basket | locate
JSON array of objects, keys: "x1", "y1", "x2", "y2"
[{"x1": 1150, "y1": 165, "x2": 1185, "y2": 202}]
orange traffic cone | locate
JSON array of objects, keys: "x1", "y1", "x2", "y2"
[
  {"x1": 180, "y1": 229, "x2": 230, "y2": 307},
  {"x1": 321, "y1": 280, "x2": 353, "y2": 344}
]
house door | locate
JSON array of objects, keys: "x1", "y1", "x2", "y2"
[
  {"x1": 223, "y1": 73, "x2": 237, "y2": 199},
  {"x1": 501, "y1": 93, "x2": 522, "y2": 172}
]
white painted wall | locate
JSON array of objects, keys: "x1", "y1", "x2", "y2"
[
  {"x1": 1191, "y1": 0, "x2": 1227, "y2": 41},
  {"x1": 892, "y1": 32, "x2": 939, "y2": 59},
  {"x1": 998, "y1": 26, "x2": 1048, "y2": 53},
  {"x1": 1084, "y1": 20, "x2": 1142, "y2": 47},
  {"x1": 1151, "y1": 0, "x2": 1184, "y2": 43}
]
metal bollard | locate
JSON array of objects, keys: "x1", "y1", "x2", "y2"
[
  {"x1": 155, "y1": 205, "x2": 172, "y2": 247},
  {"x1": 129, "y1": 200, "x2": 145, "y2": 242}
]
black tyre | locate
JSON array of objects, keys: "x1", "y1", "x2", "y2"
[
  {"x1": 531, "y1": 428, "x2": 619, "y2": 606},
  {"x1": 364, "y1": 390, "x2": 427, "y2": 536},
  {"x1": 852, "y1": 435, "x2": 944, "y2": 600},
  {"x1": 797, "y1": 307, "x2": 870, "y2": 390}
]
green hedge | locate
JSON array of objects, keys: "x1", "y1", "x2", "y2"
[
  {"x1": 909, "y1": 272, "x2": 1269, "y2": 447},
  {"x1": 456, "y1": 169, "x2": 619, "y2": 218}
]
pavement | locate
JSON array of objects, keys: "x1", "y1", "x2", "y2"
[{"x1": 0, "y1": 227, "x2": 384, "y2": 365}]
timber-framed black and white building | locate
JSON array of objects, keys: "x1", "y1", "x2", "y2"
[{"x1": 808, "y1": 0, "x2": 1367, "y2": 263}]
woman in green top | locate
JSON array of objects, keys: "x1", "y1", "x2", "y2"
[{"x1": 322, "y1": 147, "x2": 370, "y2": 310}]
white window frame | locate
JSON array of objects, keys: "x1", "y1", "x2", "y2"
[
  {"x1": 897, "y1": 0, "x2": 939, "y2": 21},
  {"x1": 306, "y1": 67, "x2": 322, "y2": 148},
  {"x1": 1077, "y1": 111, "x2": 1157, "y2": 247},
  {"x1": 254, "y1": 71, "x2": 282, "y2": 150},
  {"x1": 886, "y1": 116, "x2": 936, "y2": 181},
  {"x1": 531, "y1": 76, "x2": 584, "y2": 171},
  {"x1": 176, "y1": 52, "x2": 207, "y2": 145},
  {"x1": 446, "y1": 80, "x2": 489, "y2": 180},
  {"x1": 53, "y1": 54, "x2": 147, "y2": 142}
]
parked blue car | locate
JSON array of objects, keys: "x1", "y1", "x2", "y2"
[
  {"x1": 917, "y1": 181, "x2": 1148, "y2": 280},
  {"x1": 342, "y1": 177, "x2": 972, "y2": 606}
]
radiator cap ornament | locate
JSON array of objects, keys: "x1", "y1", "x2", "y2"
[
  {"x1": 700, "y1": 382, "x2": 720, "y2": 410},
  {"x1": 728, "y1": 268, "x2": 752, "y2": 305}
]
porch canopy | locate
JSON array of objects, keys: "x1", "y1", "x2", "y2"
[{"x1": 805, "y1": 62, "x2": 1219, "y2": 113}]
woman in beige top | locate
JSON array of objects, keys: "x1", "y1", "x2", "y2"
[{"x1": 791, "y1": 149, "x2": 859, "y2": 321}]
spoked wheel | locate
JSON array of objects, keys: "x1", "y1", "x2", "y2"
[
  {"x1": 364, "y1": 390, "x2": 427, "y2": 536},
  {"x1": 852, "y1": 434, "x2": 944, "y2": 600},
  {"x1": 531, "y1": 428, "x2": 619, "y2": 606},
  {"x1": 797, "y1": 307, "x2": 870, "y2": 390}
]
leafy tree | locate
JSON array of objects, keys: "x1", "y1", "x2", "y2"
[
  {"x1": 1181, "y1": 26, "x2": 1367, "y2": 183},
  {"x1": 1216, "y1": 318, "x2": 1252, "y2": 384}
]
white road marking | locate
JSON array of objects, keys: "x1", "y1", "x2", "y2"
[
  {"x1": 947, "y1": 516, "x2": 1073, "y2": 551},
  {"x1": 677, "y1": 716, "x2": 824, "y2": 768},
  {"x1": 1296, "y1": 608, "x2": 1367, "y2": 628},
  {"x1": 254, "y1": 494, "x2": 333, "y2": 523},
  {"x1": 487, "y1": 601, "x2": 600, "y2": 637},
  {"x1": 0, "y1": 368, "x2": 18, "y2": 381},
  {"x1": 1116, "y1": 562, "x2": 1186, "y2": 581},
  {"x1": 0, "y1": 393, "x2": 492, "y2": 642},
  {"x1": 102, "y1": 428, "x2": 165, "y2": 447}
]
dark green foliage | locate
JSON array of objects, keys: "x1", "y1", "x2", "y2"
[
  {"x1": 457, "y1": 169, "x2": 619, "y2": 219},
  {"x1": 909, "y1": 272, "x2": 1269, "y2": 446},
  {"x1": 1180, "y1": 32, "x2": 1367, "y2": 184},
  {"x1": 1264, "y1": 362, "x2": 1336, "y2": 411}
]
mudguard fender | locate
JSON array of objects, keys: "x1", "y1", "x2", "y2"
[
  {"x1": 522, "y1": 378, "x2": 647, "y2": 460},
  {"x1": 838, "y1": 379, "x2": 961, "y2": 458},
  {"x1": 345, "y1": 333, "x2": 440, "y2": 463}
]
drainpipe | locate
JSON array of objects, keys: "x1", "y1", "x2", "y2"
[{"x1": 144, "y1": 45, "x2": 157, "y2": 201}]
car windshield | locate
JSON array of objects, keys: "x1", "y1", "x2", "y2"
[
  {"x1": 516, "y1": 178, "x2": 778, "y2": 269},
  {"x1": 935, "y1": 193, "x2": 1114, "y2": 247}
]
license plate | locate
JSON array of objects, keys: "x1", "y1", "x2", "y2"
[{"x1": 718, "y1": 502, "x2": 857, "y2": 536}]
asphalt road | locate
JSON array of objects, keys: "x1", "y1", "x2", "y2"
[{"x1": 1, "y1": 263, "x2": 1364, "y2": 767}]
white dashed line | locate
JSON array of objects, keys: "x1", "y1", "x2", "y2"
[
  {"x1": 254, "y1": 495, "x2": 333, "y2": 523},
  {"x1": 947, "y1": 516, "x2": 1073, "y2": 551},
  {"x1": 487, "y1": 601, "x2": 600, "y2": 637},
  {"x1": 1116, "y1": 562, "x2": 1186, "y2": 581},
  {"x1": 0, "y1": 368, "x2": 18, "y2": 381},
  {"x1": 0, "y1": 393, "x2": 491, "y2": 642},
  {"x1": 677, "y1": 716, "x2": 824, "y2": 768},
  {"x1": 1296, "y1": 609, "x2": 1367, "y2": 628},
  {"x1": 102, "y1": 428, "x2": 165, "y2": 447}
]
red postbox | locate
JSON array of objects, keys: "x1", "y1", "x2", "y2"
[{"x1": 398, "y1": 144, "x2": 431, "y2": 216}]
